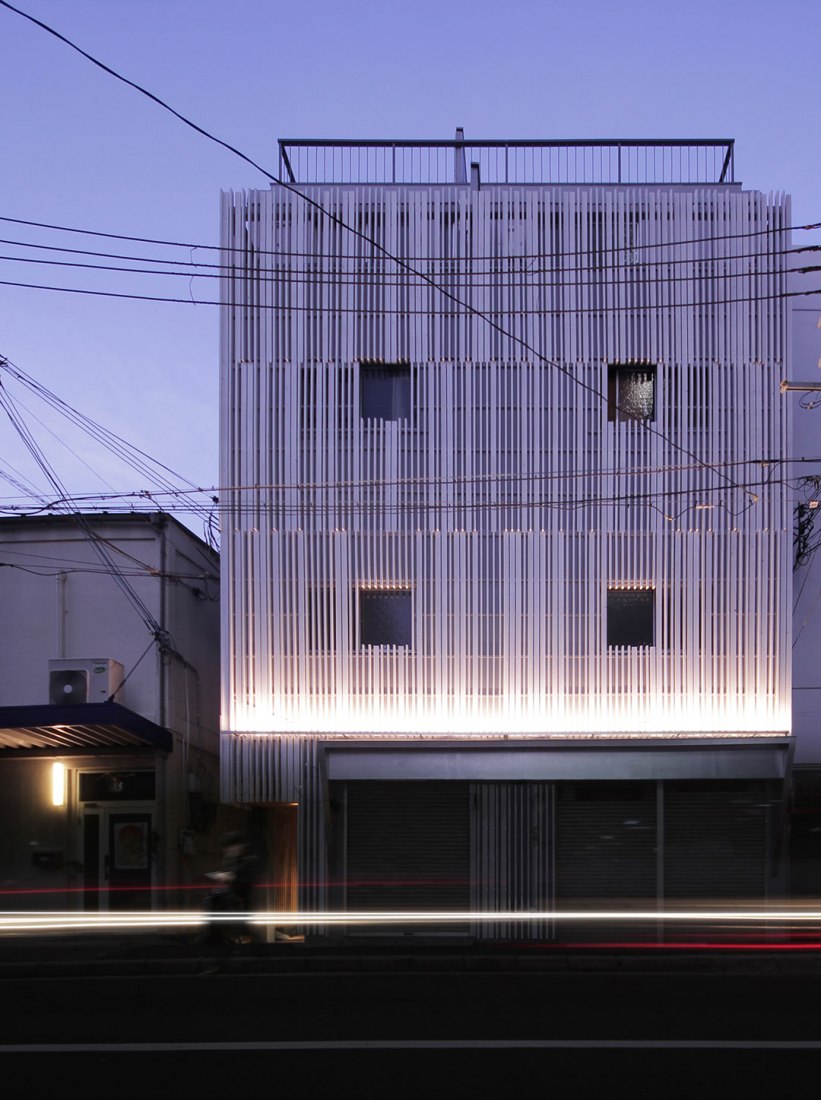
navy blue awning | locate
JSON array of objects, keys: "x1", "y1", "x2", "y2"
[{"x1": 0, "y1": 702, "x2": 173, "y2": 755}]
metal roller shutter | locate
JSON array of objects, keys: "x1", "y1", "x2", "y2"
[
  {"x1": 346, "y1": 781, "x2": 470, "y2": 912},
  {"x1": 664, "y1": 781, "x2": 770, "y2": 900},
  {"x1": 555, "y1": 781, "x2": 658, "y2": 901}
]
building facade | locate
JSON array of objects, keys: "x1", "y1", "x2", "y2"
[
  {"x1": 220, "y1": 137, "x2": 792, "y2": 933},
  {"x1": 0, "y1": 513, "x2": 231, "y2": 910}
]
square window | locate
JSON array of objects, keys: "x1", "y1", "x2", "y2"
[
  {"x1": 608, "y1": 365, "x2": 656, "y2": 422},
  {"x1": 359, "y1": 589, "x2": 412, "y2": 647},
  {"x1": 607, "y1": 588, "x2": 655, "y2": 648},
  {"x1": 360, "y1": 363, "x2": 411, "y2": 421}
]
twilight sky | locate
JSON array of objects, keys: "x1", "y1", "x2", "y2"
[{"x1": 0, "y1": 0, "x2": 820, "y2": 542}]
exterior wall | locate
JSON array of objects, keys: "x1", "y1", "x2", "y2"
[
  {"x1": 0, "y1": 759, "x2": 73, "y2": 909},
  {"x1": 0, "y1": 523, "x2": 163, "y2": 713},
  {"x1": 220, "y1": 183, "x2": 791, "y2": 744}
]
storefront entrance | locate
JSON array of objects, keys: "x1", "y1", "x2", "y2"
[{"x1": 80, "y1": 769, "x2": 156, "y2": 910}]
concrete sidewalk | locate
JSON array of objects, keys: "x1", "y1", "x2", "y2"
[{"x1": 2, "y1": 930, "x2": 821, "y2": 978}]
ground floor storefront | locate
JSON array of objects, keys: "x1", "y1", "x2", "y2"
[
  {"x1": 223, "y1": 735, "x2": 793, "y2": 940},
  {"x1": 330, "y1": 778, "x2": 784, "y2": 940}
]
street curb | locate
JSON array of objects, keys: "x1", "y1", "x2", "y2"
[{"x1": 3, "y1": 947, "x2": 821, "y2": 980}]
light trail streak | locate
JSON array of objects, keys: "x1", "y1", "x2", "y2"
[{"x1": 0, "y1": 907, "x2": 819, "y2": 934}]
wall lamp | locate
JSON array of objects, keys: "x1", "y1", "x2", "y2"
[{"x1": 51, "y1": 762, "x2": 66, "y2": 807}]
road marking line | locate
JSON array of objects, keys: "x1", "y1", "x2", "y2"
[{"x1": 1, "y1": 1039, "x2": 820, "y2": 1052}]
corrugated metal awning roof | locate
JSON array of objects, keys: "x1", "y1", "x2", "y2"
[{"x1": 0, "y1": 703, "x2": 173, "y2": 755}]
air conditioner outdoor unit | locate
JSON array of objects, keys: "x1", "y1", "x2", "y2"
[{"x1": 48, "y1": 659, "x2": 124, "y2": 706}]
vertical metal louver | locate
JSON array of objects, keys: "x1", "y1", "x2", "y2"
[
  {"x1": 220, "y1": 181, "x2": 790, "y2": 738},
  {"x1": 471, "y1": 782, "x2": 553, "y2": 939}
]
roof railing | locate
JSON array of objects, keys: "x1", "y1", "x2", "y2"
[{"x1": 277, "y1": 137, "x2": 735, "y2": 187}]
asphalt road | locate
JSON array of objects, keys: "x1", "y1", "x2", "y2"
[{"x1": 3, "y1": 950, "x2": 821, "y2": 1098}]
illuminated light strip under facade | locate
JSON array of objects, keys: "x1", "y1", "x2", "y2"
[{"x1": 227, "y1": 715, "x2": 788, "y2": 738}]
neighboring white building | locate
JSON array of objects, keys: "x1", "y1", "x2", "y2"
[
  {"x1": 220, "y1": 136, "x2": 793, "y2": 932},
  {"x1": 0, "y1": 513, "x2": 229, "y2": 910},
  {"x1": 787, "y1": 266, "x2": 821, "y2": 895}
]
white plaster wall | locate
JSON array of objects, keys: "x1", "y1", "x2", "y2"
[
  {"x1": 0, "y1": 519, "x2": 163, "y2": 713},
  {"x1": 0, "y1": 515, "x2": 219, "y2": 748}
]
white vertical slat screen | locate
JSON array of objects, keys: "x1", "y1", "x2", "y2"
[{"x1": 220, "y1": 182, "x2": 790, "y2": 753}]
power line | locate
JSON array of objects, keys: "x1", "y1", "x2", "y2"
[
  {"x1": 0, "y1": 473, "x2": 796, "y2": 519},
  {"x1": 1, "y1": 275, "x2": 818, "y2": 315},
  {"x1": 9, "y1": 13, "x2": 801, "y2": 566},
  {"x1": 0, "y1": 0, "x2": 281, "y2": 184},
  {"x1": 0, "y1": 456, "x2": 49, "y2": 502},
  {"x1": 1, "y1": 352, "x2": 220, "y2": 575},
  {"x1": 0, "y1": 354, "x2": 219, "y2": 552},
  {"x1": 1, "y1": 355, "x2": 204, "y2": 489},
  {"x1": 3, "y1": 230, "x2": 813, "y2": 270},
  {"x1": 10, "y1": 390, "x2": 118, "y2": 494},
  {"x1": 0, "y1": 382, "x2": 168, "y2": 638},
  {"x1": 1, "y1": 213, "x2": 818, "y2": 265},
  {"x1": 0, "y1": 0, "x2": 807, "y2": 509},
  {"x1": 0, "y1": 455, "x2": 791, "y2": 499},
  {"x1": 0, "y1": 559, "x2": 217, "y2": 583},
  {"x1": 2, "y1": 247, "x2": 818, "y2": 294},
  {"x1": 0, "y1": 214, "x2": 208, "y2": 252},
  {"x1": 2, "y1": 459, "x2": 818, "y2": 513},
  {"x1": 0, "y1": 526, "x2": 219, "y2": 589},
  {"x1": 4, "y1": 447, "x2": 819, "y2": 512},
  {"x1": 0, "y1": 540, "x2": 216, "y2": 578}
]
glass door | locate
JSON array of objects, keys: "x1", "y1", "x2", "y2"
[{"x1": 82, "y1": 807, "x2": 154, "y2": 910}]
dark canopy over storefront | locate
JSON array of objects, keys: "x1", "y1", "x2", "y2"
[{"x1": 0, "y1": 703, "x2": 173, "y2": 756}]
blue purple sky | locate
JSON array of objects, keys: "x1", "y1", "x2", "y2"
[{"x1": 1, "y1": 0, "x2": 819, "y2": 541}]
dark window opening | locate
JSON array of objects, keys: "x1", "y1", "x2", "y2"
[
  {"x1": 607, "y1": 587, "x2": 655, "y2": 648},
  {"x1": 360, "y1": 363, "x2": 411, "y2": 421},
  {"x1": 359, "y1": 589, "x2": 412, "y2": 647},
  {"x1": 608, "y1": 364, "x2": 656, "y2": 422},
  {"x1": 79, "y1": 771, "x2": 156, "y2": 802}
]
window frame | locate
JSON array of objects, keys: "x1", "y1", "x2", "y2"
[
  {"x1": 359, "y1": 361, "x2": 412, "y2": 423},
  {"x1": 607, "y1": 363, "x2": 657, "y2": 423},
  {"x1": 607, "y1": 586, "x2": 656, "y2": 649},
  {"x1": 357, "y1": 587, "x2": 413, "y2": 649}
]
